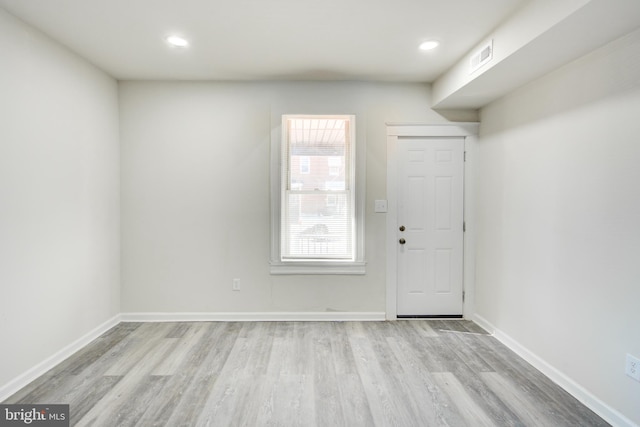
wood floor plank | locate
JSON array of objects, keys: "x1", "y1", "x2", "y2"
[
  {"x1": 195, "y1": 332, "x2": 271, "y2": 426},
  {"x1": 103, "y1": 323, "x2": 173, "y2": 376},
  {"x1": 161, "y1": 322, "x2": 243, "y2": 427},
  {"x1": 329, "y1": 322, "x2": 361, "y2": 377},
  {"x1": 152, "y1": 323, "x2": 208, "y2": 376},
  {"x1": 68, "y1": 376, "x2": 122, "y2": 424},
  {"x1": 445, "y1": 351, "x2": 523, "y2": 425},
  {"x1": 431, "y1": 372, "x2": 496, "y2": 427},
  {"x1": 406, "y1": 319, "x2": 440, "y2": 337},
  {"x1": 164, "y1": 322, "x2": 193, "y2": 339},
  {"x1": 67, "y1": 323, "x2": 143, "y2": 376},
  {"x1": 255, "y1": 374, "x2": 315, "y2": 427},
  {"x1": 236, "y1": 322, "x2": 275, "y2": 376},
  {"x1": 130, "y1": 324, "x2": 234, "y2": 427},
  {"x1": 414, "y1": 335, "x2": 460, "y2": 372},
  {"x1": 440, "y1": 329, "x2": 495, "y2": 373},
  {"x1": 75, "y1": 338, "x2": 177, "y2": 427},
  {"x1": 106, "y1": 376, "x2": 170, "y2": 427},
  {"x1": 385, "y1": 336, "x2": 463, "y2": 426},
  {"x1": 481, "y1": 371, "x2": 561, "y2": 426},
  {"x1": 347, "y1": 333, "x2": 420, "y2": 426},
  {"x1": 433, "y1": 329, "x2": 528, "y2": 425},
  {"x1": 311, "y1": 322, "x2": 345, "y2": 427}
]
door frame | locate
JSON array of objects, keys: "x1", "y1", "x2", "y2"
[{"x1": 386, "y1": 123, "x2": 479, "y2": 320}]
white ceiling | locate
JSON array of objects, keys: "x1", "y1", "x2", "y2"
[{"x1": 0, "y1": 0, "x2": 527, "y2": 81}]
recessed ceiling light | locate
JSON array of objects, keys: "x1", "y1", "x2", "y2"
[
  {"x1": 419, "y1": 40, "x2": 440, "y2": 51},
  {"x1": 166, "y1": 35, "x2": 189, "y2": 48}
]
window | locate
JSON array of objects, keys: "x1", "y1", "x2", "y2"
[
  {"x1": 299, "y1": 156, "x2": 310, "y2": 174},
  {"x1": 270, "y1": 115, "x2": 365, "y2": 274},
  {"x1": 328, "y1": 156, "x2": 341, "y2": 176}
]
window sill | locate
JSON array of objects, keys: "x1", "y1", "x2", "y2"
[{"x1": 270, "y1": 261, "x2": 366, "y2": 275}]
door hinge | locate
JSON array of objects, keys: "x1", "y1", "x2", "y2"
[
  {"x1": 463, "y1": 221, "x2": 466, "y2": 232},
  {"x1": 464, "y1": 151, "x2": 467, "y2": 162},
  {"x1": 462, "y1": 291, "x2": 466, "y2": 302}
]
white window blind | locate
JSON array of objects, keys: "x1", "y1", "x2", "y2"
[{"x1": 281, "y1": 116, "x2": 355, "y2": 261}]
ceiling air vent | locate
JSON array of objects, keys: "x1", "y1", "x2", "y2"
[{"x1": 470, "y1": 40, "x2": 493, "y2": 74}]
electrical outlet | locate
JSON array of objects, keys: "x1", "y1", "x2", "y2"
[
  {"x1": 626, "y1": 354, "x2": 640, "y2": 382},
  {"x1": 232, "y1": 278, "x2": 240, "y2": 291}
]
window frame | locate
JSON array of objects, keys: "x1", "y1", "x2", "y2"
[{"x1": 270, "y1": 114, "x2": 366, "y2": 275}]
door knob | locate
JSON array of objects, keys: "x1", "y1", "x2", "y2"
[
  {"x1": 399, "y1": 225, "x2": 405, "y2": 231},
  {"x1": 399, "y1": 238, "x2": 406, "y2": 245}
]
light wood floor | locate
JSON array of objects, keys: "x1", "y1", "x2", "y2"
[{"x1": 5, "y1": 320, "x2": 608, "y2": 426}]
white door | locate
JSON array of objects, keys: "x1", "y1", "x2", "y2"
[{"x1": 397, "y1": 137, "x2": 464, "y2": 316}]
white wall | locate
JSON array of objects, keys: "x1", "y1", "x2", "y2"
[
  {"x1": 119, "y1": 81, "x2": 473, "y2": 314},
  {"x1": 0, "y1": 9, "x2": 120, "y2": 389},
  {"x1": 475, "y1": 29, "x2": 640, "y2": 425}
]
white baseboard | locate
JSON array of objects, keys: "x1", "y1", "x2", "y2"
[
  {"x1": 0, "y1": 314, "x2": 121, "y2": 403},
  {"x1": 472, "y1": 314, "x2": 637, "y2": 427},
  {"x1": 471, "y1": 313, "x2": 495, "y2": 334},
  {"x1": 120, "y1": 311, "x2": 386, "y2": 322}
]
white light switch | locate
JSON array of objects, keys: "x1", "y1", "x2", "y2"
[{"x1": 374, "y1": 200, "x2": 388, "y2": 213}]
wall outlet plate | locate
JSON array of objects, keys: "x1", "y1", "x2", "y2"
[
  {"x1": 232, "y1": 278, "x2": 240, "y2": 291},
  {"x1": 626, "y1": 354, "x2": 640, "y2": 382}
]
